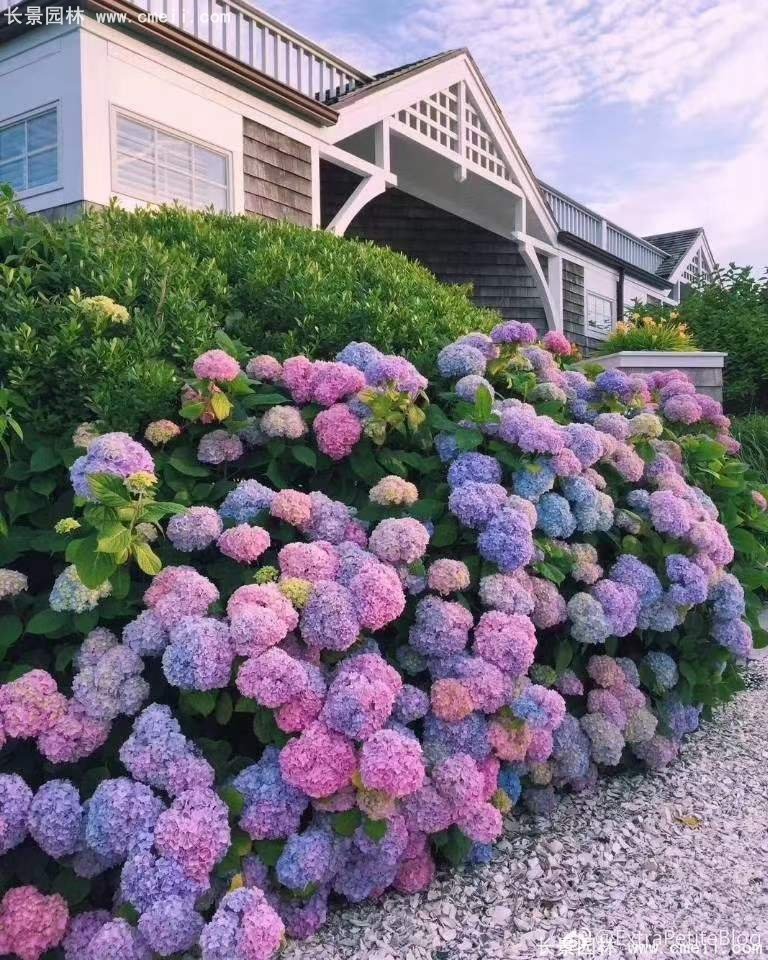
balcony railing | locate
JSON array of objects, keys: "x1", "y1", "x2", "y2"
[
  {"x1": 0, "y1": 0, "x2": 369, "y2": 103},
  {"x1": 540, "y1": 182, "x2": 666, "y2": 275}
]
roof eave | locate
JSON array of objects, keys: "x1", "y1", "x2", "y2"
[
  {"x1": 558, "y1": 231, "x2": 672, "y2": 291},
  {"x1": 0, "y1": 0, "x2": 339, "y2": 126}
]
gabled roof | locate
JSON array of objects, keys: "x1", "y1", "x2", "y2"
[
  {"x1": 325, "y1": 50, "x2": 465, "y2": 106},
  {"x1": 642, "y1": 228, "x2": 703, "y2": 279}
]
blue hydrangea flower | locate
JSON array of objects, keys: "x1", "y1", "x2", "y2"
[
  {"x1": 477, "y1": 504, "x2": 534, "y2": 572},
  {"x1": 447, "y1": 453, "x2": 503, "y2": 488},
  {"x1": 27, "y1": 779, "x2": 83, "y2": 859},
  {"x1": 218, "y1": 480, "x2": 275, "y2": 524},
  {"x1": 536, "y1": 493, "x2": 577, "y2": 538},
  {"x1": 437, "y1": 342, "x2": 487, "y2": 378}
]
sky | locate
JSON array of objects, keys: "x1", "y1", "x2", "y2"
[{"x1": 261, "y1": 0, "x2": 768, "y2": 270}]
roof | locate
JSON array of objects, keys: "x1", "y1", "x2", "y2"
[
  {"x1": 324, "y1": 50, "x2": 464, "y2": 106},
  {"x1": 642, "y1": 228, "x2": 702, "y2": 279}
]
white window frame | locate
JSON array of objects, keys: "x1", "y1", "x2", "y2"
[
  {"x1": 110, "y1": 108, "x2": 232, "y2": 213},
  {"x1": 585, "y1": 290, "x2": 615, "y2": 339},
  {"x1": 0, "y1": 102, "x2": 61, "y2": 200}
]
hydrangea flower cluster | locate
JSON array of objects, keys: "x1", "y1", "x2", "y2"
[{"x1": 1, "y1": 334, "x2": 756, "y2": 956}]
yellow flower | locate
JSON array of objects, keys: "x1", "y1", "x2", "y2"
[
  {"x1": 123, "y1": 471, "x2": 157, "y2": 495},
  {"x1": 54, "y1": 517, "x2": 81, "y2": 535},
  {"x1": 80, "y1": 295, "x2": 130, "y2": 325},
  {"x1": 278, "y1": 577, "x2": 313, "y2": 609}
]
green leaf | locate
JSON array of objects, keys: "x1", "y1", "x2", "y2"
[
  {"x1": 331, "y1": 810, "x2": 362, "y2": 837},
  {"x1": 73, "y1": 535, "x2": 118, "y2": 588},
  {"x1": 116, "y1": 903, "x2": 140, "y2": 924},
  {"x1": 473, "y1": 385, "x2": 494, "y2": 422},
  {"x1": 133, "y1": 540, "x2": 162, "y2": 576},
  {"x1": 248, "y1": 392, "x2": 291, "y2": 407},
  {"x1": 234, "y1": 696, "x2": 260, "y2": 714},
  {"x1": 215, "y1": 690, "x2": 234, "y2": 725},
  {"x1": 26, "y1": 609, "x2": 69, "y2": 635},
  {"x1": 169, "y1": 450, "x2": 211, "y2": 477},
  {"x1": 179, "y1": 690, "x2": 217, "y2": 717},
  {"x1": 110, "y1": 564, "x2": 131, "y2": 599},
  {"x1": 533, "y1": 561, "x2": 565, "y2": 585},
  {"x1": 0, "y1": 614, "x2": 23, "y2": 659},
  {"x1": 252, "y1": 839, "x2": 285, "y2": 866},
  {"x1": 291, "y1": 445, "x2": 317, "y2": 469},
  {"x1": 363, "y1": 817, "x2": 388, "y2": 841},
  {"x1": 219, "y1": 785, "x2": 245, "y2": 817},
  {"x1": 555, "y1": 640, "x2": 573, "y2": 674},
  {"x1": 431, "y1": 518, "x2": 458, "y2": 547},
  {"x1": 87, "y1": 473, "x2": 132, "y2": 507},
  {"x1": 407, "y1": 499, "x2": 444, "y2": 521},
  {"x1": 29, "y1": 446, "x2": 60, "y2": 473},
  {"x1": 52, "y1": 870, "x2": 91, "y2": 906},
  {"x1": 73, "y1": 610, "x2": 99, "y2": 634},
  {"x1": 230, "y1": 828, "x2": 253, "y2": 857},
  {"x1": 55, "y1": 643, "x2": 79, "y2": 672},
  {"x1": 454, "y1": 427, "x2": 483, "y2": 451},
  {"x1": 97, "y1": 522, "x2": 132, "y2": 556},
  {"x1": 180, "y1": 401, "x2": 206, "y2": 420},
  {"x1": 728, "y1": 527, "x2": 762, "y2": 556}
]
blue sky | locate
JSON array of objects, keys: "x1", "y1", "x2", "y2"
[{"x1": 261, "y1": 0, "x2": 767, "y2": 269}]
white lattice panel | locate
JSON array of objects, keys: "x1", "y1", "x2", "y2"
[
  {"x1": 395, "y1": 85, "x2": 460, "y2": 153},
  {"x1": 464, "y1": 95, "x2": 511, "y2": 181}
]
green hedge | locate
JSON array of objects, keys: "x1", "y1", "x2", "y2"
[{"x1": 0, "y1": 192, "x2": 495, "y2": 434}]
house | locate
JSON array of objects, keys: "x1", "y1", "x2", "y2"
[{"x1": 0, "y1": 0, "x2": 715, "y2": 351}]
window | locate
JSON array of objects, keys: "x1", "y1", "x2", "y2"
[
  {"x1": 0, "y1": 107, "x2": 58, "y2": 195},
  {"x1": 586, "y1": 291, "x2": 614, "y2": 336},
  {"x1": 113, "y1": 114, "x2": 229, "y2": 211}
]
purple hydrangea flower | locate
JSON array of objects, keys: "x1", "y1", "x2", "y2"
[
  {"x1": 0, "y1": 773, "x2": 32, "y2": 855},
  {"x1": 447, "y1": 453, "x2": 503, "y2": 488},
  {"x1": 27, "y1": 779, "x2": 83, "y2": 859}
]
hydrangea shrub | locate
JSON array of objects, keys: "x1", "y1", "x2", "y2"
[{"x1": 0, "y1": 323, "x2": 765, "y2": 958}]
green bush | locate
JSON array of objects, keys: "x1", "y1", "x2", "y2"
[
  {"x1": 732, "y1": 415, "x2": 768, "y2": 483},
  {"x1": 0, "y1": 192, "x2": 495, "y2": 434},
  {"x1": 625, "y1": 267, "x2": 768, "y2": 413}
]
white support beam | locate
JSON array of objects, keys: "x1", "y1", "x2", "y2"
[
  {"x1": 518, "y1": 240, "x2": 562, "y2": 332},
  {"x1": 374, "y1": 118, "x2": 391, "y2": 173},
  {"x1": 454, "y1": 81, "x2": 467, "y2": 182},
  {"x1": 317, "y1": 141, "x2": 398, "y2": 186},
  {"x1": 326, "y1": 175, "x2": 387, "y2": 236}
]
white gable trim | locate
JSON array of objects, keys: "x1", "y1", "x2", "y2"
[
  {"x1": 667, "y1": 230, "x2": 714, "y2": 285},
  {"x1": 322, "y1": 51, "x2": 559, "y2": 245}
]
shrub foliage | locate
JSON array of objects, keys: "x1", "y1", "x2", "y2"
[{"x1": 0, "y1": 192, "x2": 495, "y2": 433}]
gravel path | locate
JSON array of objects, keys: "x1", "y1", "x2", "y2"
[{"x1": 286, "y1": 657, "x2": 768, "y2": 960}]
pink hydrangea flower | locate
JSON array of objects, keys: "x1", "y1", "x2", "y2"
[
  {"x1": 0, "y1": 670, "x2": 67, "y2": 740},
  {"x1": 313, "y1": 404, "x2": 363, "y2": 460},
  {"x1": 246, "y1": 355, "x2": 282, "y2": 382},
  {"x1": 37, "y1": 700, "x2": 110, "y2": 763},
  {"x1": 359, "y1": 728, "x2": 425, "y2": 797},
  {"x1": 369, "y1": 476, "x2": 418, "y2": 506},
  {"x1": 193, "y1": 349, "x2": 241, "y2": 382},
  {"x1": 260, "y1": 406, "x2": 307, "y2": 440},
  {"x1": 473, "y1": 611, "x2": 537, "y2": 676},
  {"x1": 270, "y1": 489, "x2": 313, "y2": 527},
  {"x1": 427, "y1": 559, "x2": 470, "y2": 596},
  {"x1": 227, "y1": 584, "x2": 299, "y2": 632},
  {"x1": 236, "y1": 650, "x2": 309, "y2": 708},
  {"x1": 278, "y1": 542, "x2": 339, "y2": 583},
  {"x1": 144, "y1": 566, "x2": 219, "y2": 628},
  {"x1": 430, "y1": 679, "x2": 474, "y2": 722},
  {"x1": 0, "y1": 886, "x2": 68, "y2": 960},
  {"x1": 279, "y1": 721, "x2": 357, "y2": 798},
  {"x1": 198, "y1": 430, "x2": 244, "y2": 465},
  {"x1": 217, "y1": 525, "x2": 271, "y2": 564},
  {"x1": 348, "y1": 562, "x2": 405, "y2": 631},
  {"x1": 368, "y1": 518, "x2": 429, "y2": 566},
  {"x1": 542, "y1": 331, "x2": 572, "y2": 356}
]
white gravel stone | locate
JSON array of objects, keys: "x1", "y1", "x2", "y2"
[{"x1": 284, "y1": 659, "x2": 768, "y2": 960}]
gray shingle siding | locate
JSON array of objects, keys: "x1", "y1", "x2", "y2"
[
  {"x1": 321, "y1": 162, "x2": 548, "y2": 334},
  {"x1": 243, "y1": 119, "x2": 312, "y2": 227},
  {"x1": 562, "y1": 258, "x2": 604, "y2": 356}
]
